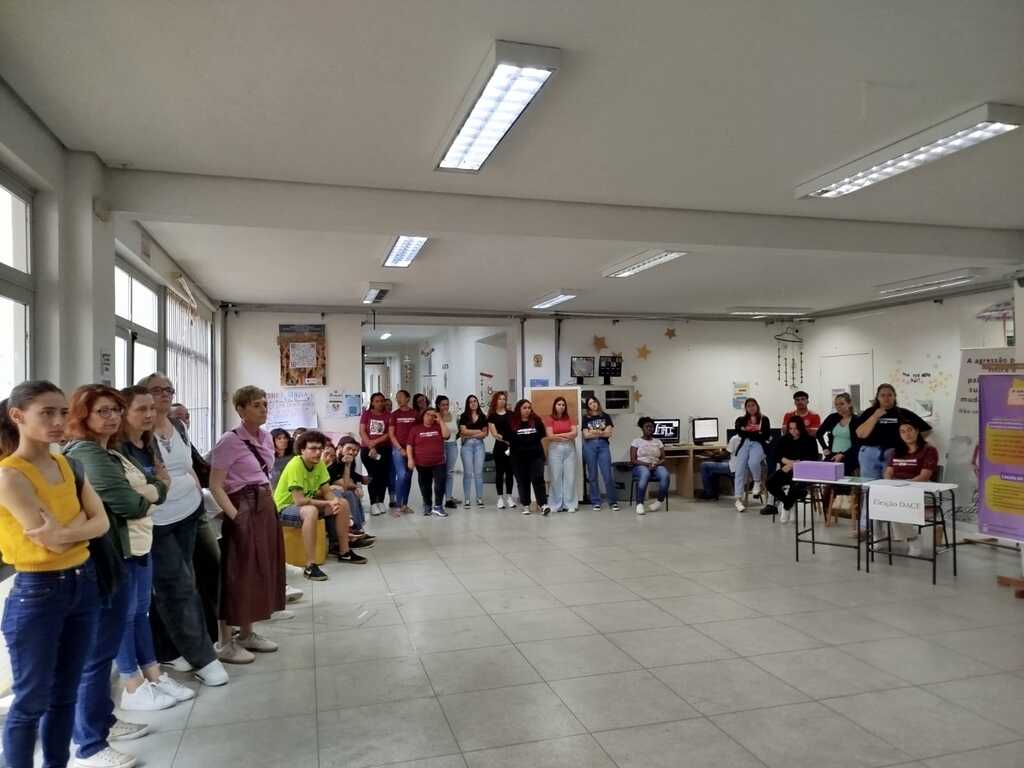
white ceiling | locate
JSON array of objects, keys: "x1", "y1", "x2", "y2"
[
  {"x1": 140, "y1": 221, "x2": 1019, "y2": 314},
  {"x1": 3, "y1": 0, "x2": 1024, "y2": 229}
]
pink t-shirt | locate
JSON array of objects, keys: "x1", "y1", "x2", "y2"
[
  {"x1": 544, "y1": 416, "x2": 573, "y2": 435},
  {"x1": 360, "y1": 409, "x2": 390, "y2": 447},
  {"x1": 389, "y1": 408, "x2": 419, "y2": 448},
  {"x1": 211, "y1": 425, "x2": 275, "y2": 494}
]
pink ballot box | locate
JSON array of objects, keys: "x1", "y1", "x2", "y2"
[{"x1": 792, "y1": 461, "x2": 844, "y2": 482}]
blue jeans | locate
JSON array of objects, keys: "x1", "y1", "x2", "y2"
[
  {"x1": 582, "y1": 439, "x2": 617, "y2": 505},
  {"x1": 547, "y1": 441, "x2": 578, "y2": 511},
  {"x1": 74, "y1": 564, "x2": 133, "y2": 759},
  {"x1": 391, "y1": 446, "x2": 413, "y2": 507},
  {"x1": 2, "y1": 561, "x2": 100, "y2": 768},
  {"x1": 733, "y1": 440, "x2": 766, "y2": 496},
  {"x1": 633, "y1": 464, "x2": 670, "y2": 501},
  {"x1": 461, "y1": 439, "x2": 485, "y2": 501},
  {"x1": 444, "y1": 441, "x2": 459, "y2": 500},
  {"x1": 699, "y1": 460, "x2": 733, "y2": 497},
  {"x1": 858, "y1": 445, "x2": 887, "y2": 530},
  {"x1": 114, "y1": 555, "x2": 157, "y2": 679},
  {"x1": 339, "y1": 489, "x2": 365, "y2": 530}
]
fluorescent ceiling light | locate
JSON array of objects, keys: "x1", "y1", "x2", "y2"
[
  {"x1": 379, "y1": 332, "x2": 392, "y2": 340},
  {"x1": 531, "y1": 290, "x2": 578, "y2": 310},
  {"x1": 876, "y1": 268, "x2": 983, "y2": 296},
  {"x1": 437, "y1": 40, "x2": 561, "y2": 172},
  {"x1": 728, "y1": 307, "x2": 811, "y2": 316},
  {"x1": 796, "y1": 103, "x2": 1023, "y2": 199},
  {"x1": 384, "y1": 236, "x2": 428, "y2": 268},
  {"x1": 603, "y1": 250, "x2": 687, "y2": 278},
  {"x1": 361, "y1": 282, "x2": 392, "y2": 305}
]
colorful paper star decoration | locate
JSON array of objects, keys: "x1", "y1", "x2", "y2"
[
  {"x1": 665, "y1": 327, "x2": 676, "y2": 339},
  {"x1": 593, "y1": 335, "x2": 608, "y2": 352},
  {"x1": 637, "y1": 344, "x2": 651, "y2": 360},
  {"x1": 634, "y1": 390, "x2": 643, "y2": 402}
]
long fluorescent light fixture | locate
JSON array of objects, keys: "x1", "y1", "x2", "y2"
[
  {"x1": 379, "y1": 332, "x2": 392, "y2": 340},
  {"x1": 437, "y1": 40, "x2": 561, "y2": 172},
  {"x1": 384, "y1": 236, "x2": 428, "y2": 268},
  {"x1": 361, "y1": 282, "x2": 392, "y2": 305},
  {"x1": 728, "y1": 307, "x2": 811, "y2": 316},
  {"x1": 531, "y1": 290, "x2": 578, "y2": 310},
  {"x1": 603, "y1": 250, "x2": 687, "y2": 278},
  {"x1": 875, "y1": 268, "x2": 983, "y2": 300},
  {"x1": 797, "y1": 103, "x2": 1023, "y2": 199}
]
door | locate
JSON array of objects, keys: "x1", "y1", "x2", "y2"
[{"x1": 819, "y1": 352, "x2": 874, "y2": 413}]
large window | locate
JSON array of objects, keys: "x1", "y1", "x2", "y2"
[
  {"x1": 166, "y1": 291, "x2": 213, "y2": 453},
  {"x1": 0, "y1": 179, "x2": 31, "y2": 400},
  {"x1": 114, "y1": 263, "x2": 162, "y2": 389}
]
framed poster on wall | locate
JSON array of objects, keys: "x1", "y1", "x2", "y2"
[{"x1": 278, "y1": 324, "x2": 327, "y2": 386}]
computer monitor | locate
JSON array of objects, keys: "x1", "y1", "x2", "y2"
[
  {"x1": 598, "y1": 354, "x2": 622, "y2": 384},
  {"x1": 570, "y1": 355, "x2": 595, "y2": 384},
  {"x1": 652, "y1": 418, "x2": 681, "y2": 444},
  {"x1": 692, "y1": 417, "x2": 719, "y2": 445}
]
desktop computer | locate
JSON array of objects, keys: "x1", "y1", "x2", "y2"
[
  {"x1": 652, "y1": 418, "x2": 681, "y2": 444},
  {"x1": 691, "y1": 417, "x2": 720, "y2": 445}
]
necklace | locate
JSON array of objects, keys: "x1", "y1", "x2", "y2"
[{"x1": 155, "y1": 426, "x2": 174, "y2": 455}]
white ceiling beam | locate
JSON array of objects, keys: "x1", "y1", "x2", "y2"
[{"x1": 107, "y1": 169, "x2": 1024, "y2": 262}]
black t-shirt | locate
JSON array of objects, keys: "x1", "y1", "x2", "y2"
[
  {"x1": 775, "y1": 434, "x2": 820, "y2": 463},
  {"x1": 853, "y1": 406, "x2": 930, "y2": 450},
  {"x1": 582, "y1": 412, "x2": 614, "y2": 440},
  {"x1": 458, "y1": 412, "x2": 489, "y2": 435},
  {"x1": 328, "y1": 460, "x2": 364, "y2": 486},
  {"x1": 488, "y1": 412, "x2": 512, "y2": 443},
  {"x1": 506, "y1": 417, "x2": 547, "y2": 457}
]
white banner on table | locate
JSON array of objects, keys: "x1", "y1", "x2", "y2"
[{"x1": 868, "y1": 481, "x2": 926, "y2": 525}]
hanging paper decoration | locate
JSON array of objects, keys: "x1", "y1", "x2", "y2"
[
  {"x1": 664, "y1": 327, "x2": 676, "y2": 339},
  {"x1": 773, "y1": 326, "x2": 804, "y2": 387},
  {"x1": 634, "y1": 390, "x2": 643, "y2": 402}
]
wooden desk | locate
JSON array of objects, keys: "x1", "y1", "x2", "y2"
[{"x1": 662, "y1": 443, "x2": 728, "y2": 497}]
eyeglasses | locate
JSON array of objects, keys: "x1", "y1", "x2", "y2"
[
  {"x1": 148, "y1": 386, "x2": 176, "y2": 396},
  {"x1": 93, "y1": 407, "x2": 124, "y2": 418}
]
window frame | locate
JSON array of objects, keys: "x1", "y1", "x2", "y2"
[
  {"x1": 114, "y1": 258, "x2": 165, "y2": 386},
  {"x1": 165, "y1": 290, "x2": 215, "y2": 453},
  {"x1": 0, "y1": 170, "x2": 34, "y2": 395}
]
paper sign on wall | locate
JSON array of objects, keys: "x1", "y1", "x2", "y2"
[
  {"x1": 868, "y1": 481, "x2": 926, "y2": 525},
  {"x1": 266, "y1": 390, "x2": 318, "y2": 431}
]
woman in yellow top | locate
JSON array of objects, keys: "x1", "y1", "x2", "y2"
[{"x1": 0, "y1": 380, "x2": 109, "y2": 768}]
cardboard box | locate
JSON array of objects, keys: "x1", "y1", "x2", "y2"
[{"x1": 793, "y1": 461, "x2": 844, "y2": 482}]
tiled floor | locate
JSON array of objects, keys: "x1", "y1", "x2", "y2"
[{"x1": 111, "y1": 494, "x2": 1024, "y2": 768}]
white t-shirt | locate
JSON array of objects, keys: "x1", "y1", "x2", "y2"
[
  {"x1": 153, "y1": 425, "x2": 203, "y2": 526},
  {"x1": 631, "y1": 437, "x2": 664, "y2": 466}
]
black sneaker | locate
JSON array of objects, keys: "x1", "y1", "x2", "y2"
[
  {"x1": 444, "y1": 499, "x2": 459, "y2": 509},
  {"x1": 303, "y1": 564, "x2": 329, "y2": 581},
  {"x1": 350, "y1": 537, "x2": 375, "y2": 549},
  {"x1": 759, "y1": 504, "x2": 778, "y2": 516},
  {"x1": 337, "y1": 550, "x2": 368, "y2": 565}
]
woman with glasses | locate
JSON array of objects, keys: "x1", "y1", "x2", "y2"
[{"x1": 136, "y1": 373, "x2": 227, "y2": 681}]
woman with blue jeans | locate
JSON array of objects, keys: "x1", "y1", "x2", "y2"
[
  {"x1": 436, "y1": 396, "x2": 461, "y2": 508},
  {"x1": 458, "y1": 395, "x2": 489, "y2": 508},
  {"x1": 581, "y1": 397, "x2": 618, "y2": 511},
  {"x1": 544, "y1": 397, "x2": 579, "y2": 512},
  {"x1": 388, "y1": 390, "x2": 419, "y2": 515},
  {"x1": 0, "y1": 381, "x2": 110, "y2": 768},
  {"x1": 631, "y1": 417, "x2": 670, "y2": 515},
  {"x1": 853, "y1": 383, "x2": 931, "y2": 535},
  {"x1": 733, "y1": 398, "x2": 771, "y2": 512}
]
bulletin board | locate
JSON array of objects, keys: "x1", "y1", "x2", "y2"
[
  {"x1": 525, "y1": 385, "x2": 582, "y2": 426},
  {"x1": 278, "y1": 323, "x2": 327, "y2": 387}
]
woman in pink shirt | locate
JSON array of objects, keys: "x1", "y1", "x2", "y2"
[{"x1": 544, "y1": 397, "x2": 578, "y2": 513}]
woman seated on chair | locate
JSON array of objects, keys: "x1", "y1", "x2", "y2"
[
  {"x1": 817, "y1": 392, "x2": 859, "y2": 531},
  {"x1": 882, "y1": 419, "x2": 938, "y2": 557},
  {"x1": 733, "y1": 398, "x2": 771, "y2": 512},
  {"x1": 630, "y1": 417, "x2": 669, "y2": 516},
  {"x1": 764, "y1": 416, "x2": 819, "y2": 524}
]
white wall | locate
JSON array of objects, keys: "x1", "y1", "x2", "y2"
[
  {"x1": 555, "y1": 290, "x2": 1013, "y2": 462},
  {"x1": 224, "y1": 311, "x2": 362, "y2": 438}
]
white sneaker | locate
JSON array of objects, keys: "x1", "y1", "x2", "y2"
[
  {"x1": 496, "y1": 496, "x2": 506, "y2": 509},
  {"x1": 477, "y1": 498, "x2": 485, "y2": 507},
  {"x1": 907, "y1": 538, "x2": 923, "y2": 557},
  {"x1": 238, "y1": 632, "x2": 278, "y2": 653},
  {"x1": 155, "y1": 673, "x2": 195, "y2": 702},
  {"x1": 506, "y1": 495, "x2": 517, "y2": 508},
  {"x1": 734, "y1": 498, "x2": 745, "y2": 512},
  {"x1": 271, "y1": 609, "x2": 295, "y2": 621},
  {"x1": 369, "y1": 503, "x2": 383, "y2": 516},
  {"x1": 636, "y1": 503, "x2": 647, "y2": 515},
  {"x1": 162, "y1": 656, "x2": 192, "y2": 673},
  {"x1": 521, "y1": 506, "x2": 531, "y2": 515},
  {"x1": 216, "y1": 638, "x2": 255, "y2": 664},
  {"x1": 119, "y1": 681, "x2": 176, "y2": 712},
  {"x1": 285, "y1": 584, "x2": 303, "y2": 603},
  {"x1": 752, "y1": 482, "x2": 762, "y2": 497},
  {"x1": 107, "y1": 719, "x2": 150, "y2": 741},
  {"x1": 648, "y1": 500, "x2": 662, "y2": 512},
  {"x1": 74, "y1": 745, "x2": 137, "y2": 768},
  {"x1": 195, "y1": 658, "x2": 229, "y2": 687},
  {"x1": 779, "y1": 508, "x2": 790, "y2": 524}
]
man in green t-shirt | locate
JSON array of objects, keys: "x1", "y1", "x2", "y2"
[{"x1": 274, "y1": 430, "x2": 368, "y2": 579}]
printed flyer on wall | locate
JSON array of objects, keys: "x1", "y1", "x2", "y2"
[{"x1": 977, "y1": 373, "x2": 1024, "y2": 542}]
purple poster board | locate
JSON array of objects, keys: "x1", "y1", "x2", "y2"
[{"x1": 977, "y1": 373, "x2": 1024, "y2": 542}]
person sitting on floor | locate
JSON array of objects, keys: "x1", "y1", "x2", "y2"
[
  {"x1": 763, "y1": 416, "x2": 820, "y2": 523},
  {"x1": 697, "y1": 434, "x2": 741, "y2": 501},
  {"x1": 273, "y1": 430, "x2": 367, "y2": 581}
]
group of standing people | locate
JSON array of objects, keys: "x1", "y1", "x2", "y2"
[{"x1": 0, "y1": 375, "x2": 319, "y2": 768}]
